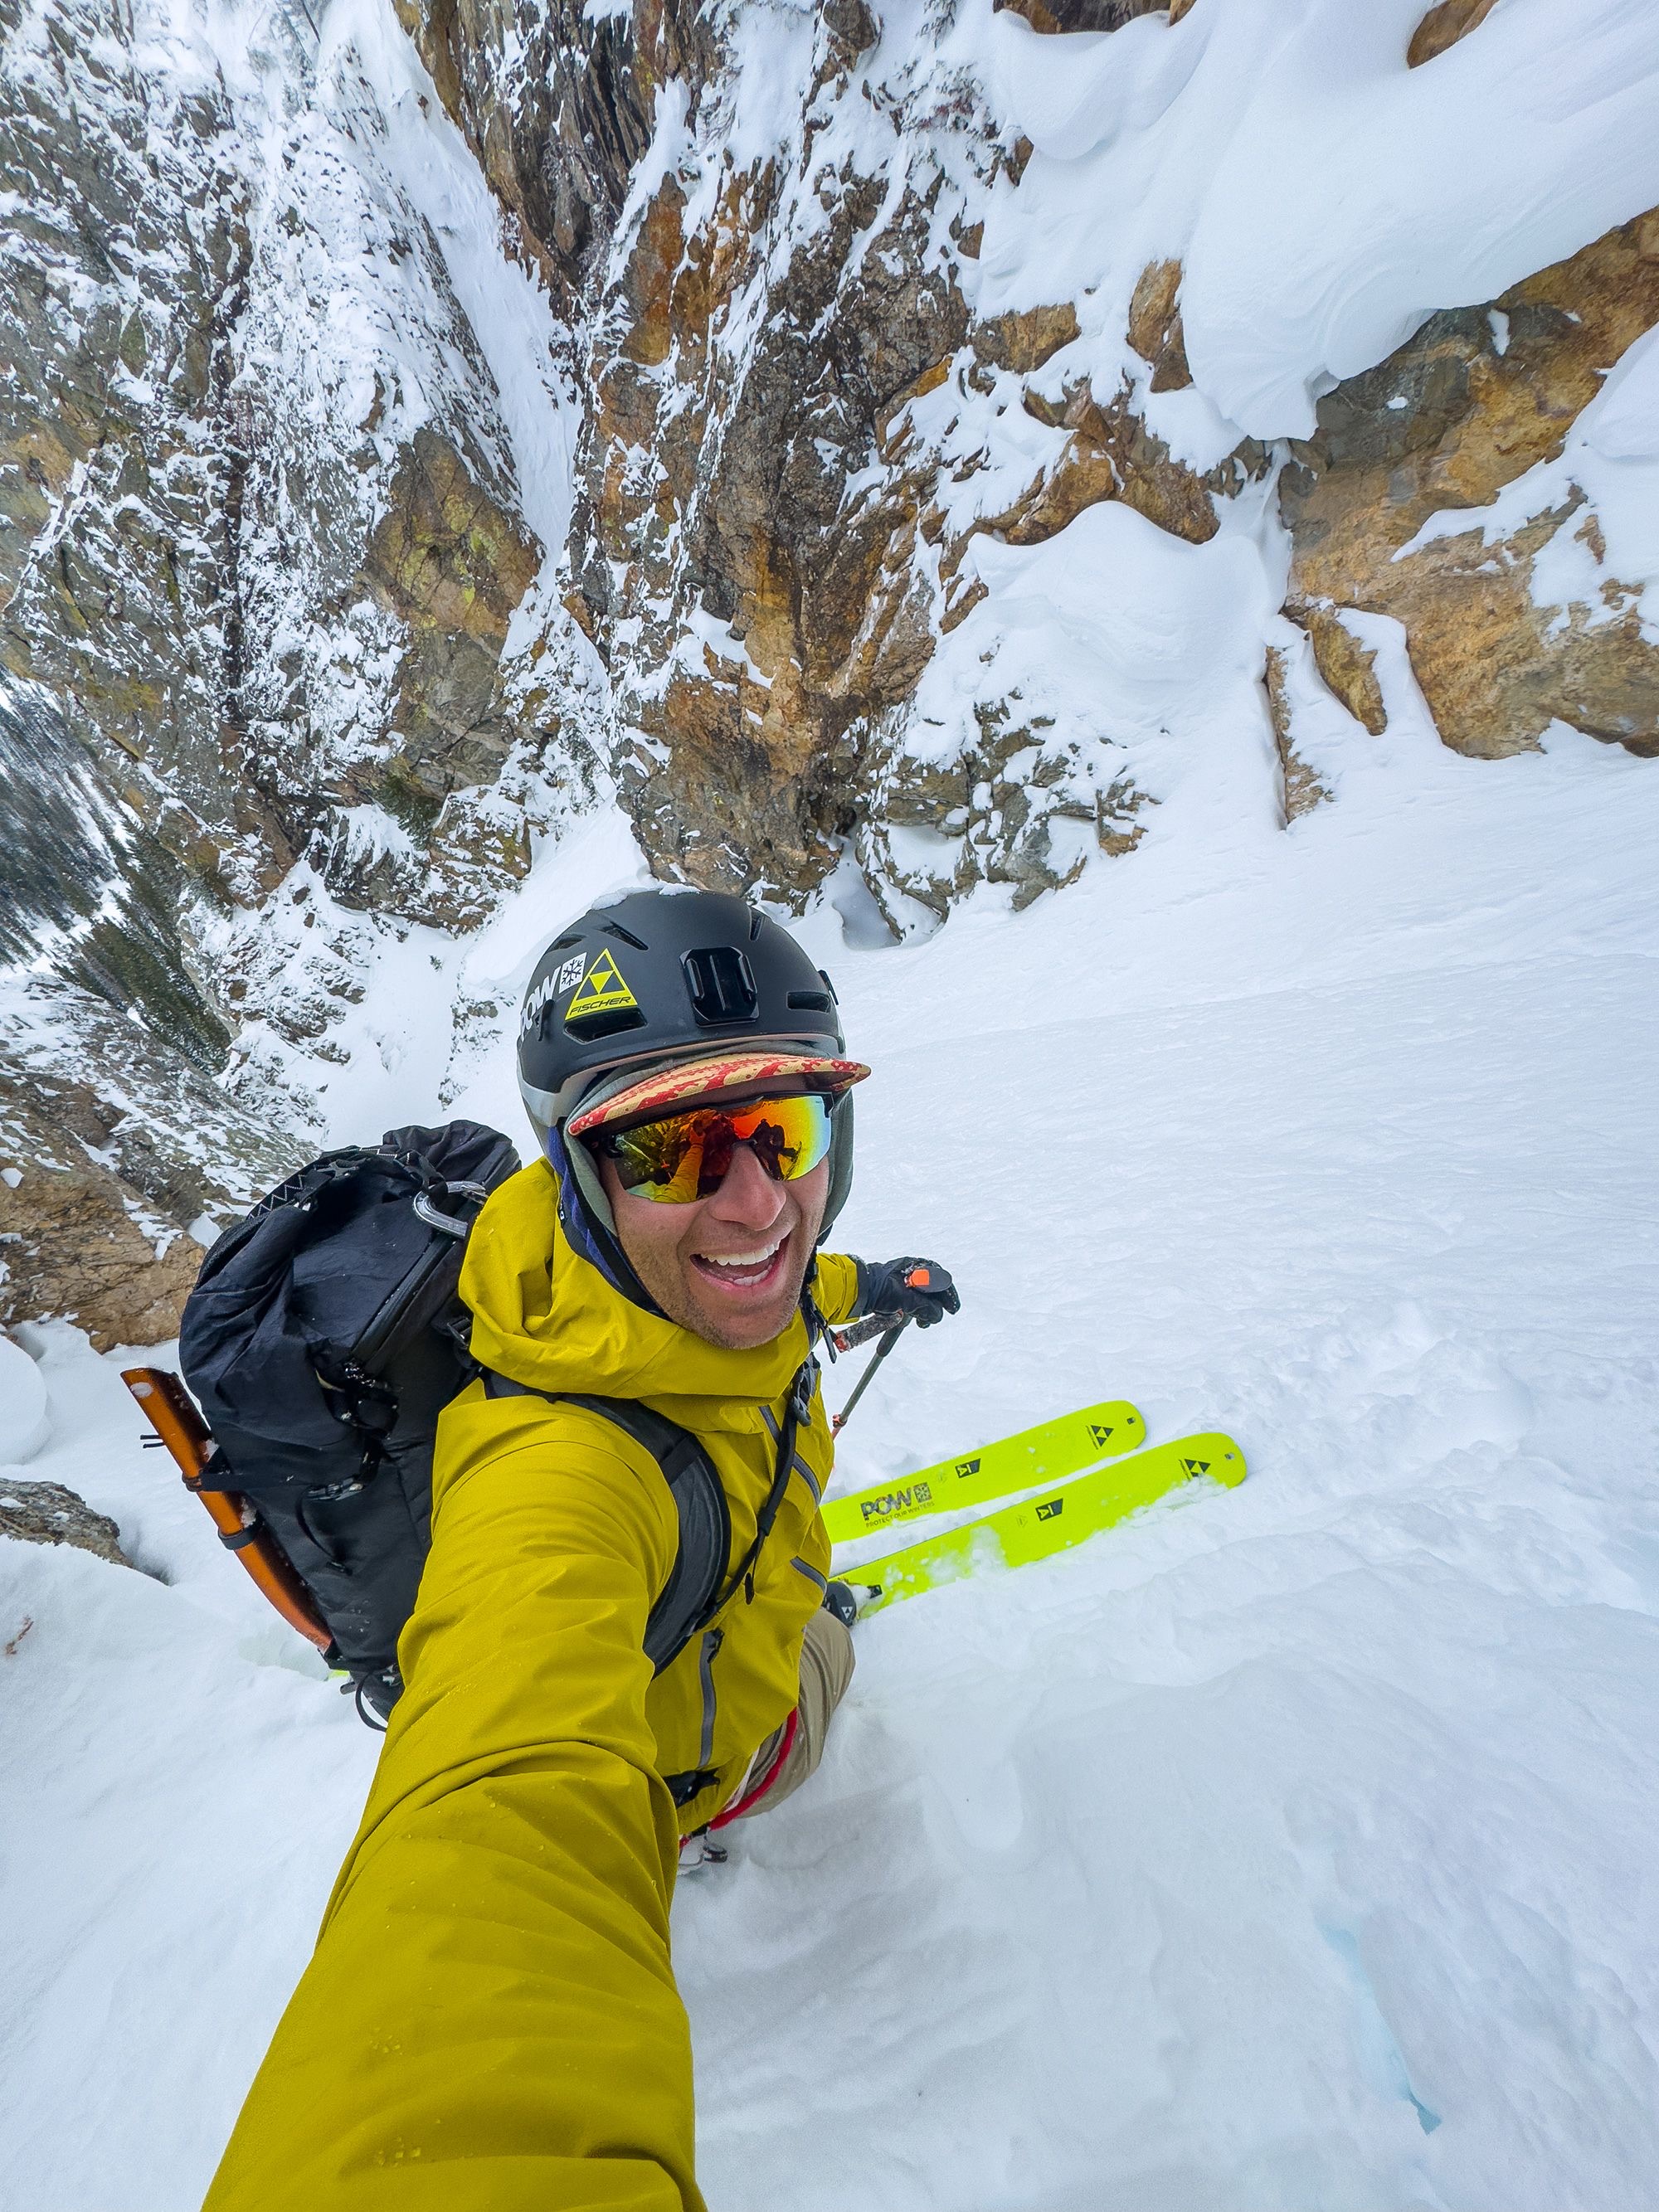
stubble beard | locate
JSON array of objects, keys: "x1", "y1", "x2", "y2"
[{"x1": 625, "y1": 1194, "x2": 825, "y2": 1350}]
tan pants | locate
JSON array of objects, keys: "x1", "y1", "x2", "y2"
[{"x1": 733, "y1": 1607, "x2": 855, "y2": 1819}]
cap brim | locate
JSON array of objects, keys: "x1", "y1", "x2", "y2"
[{"x1": 567, "y1": 1052, "x2": 869, "y2": 1139}]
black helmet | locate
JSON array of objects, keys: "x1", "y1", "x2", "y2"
[{"x1": 517, "y1": 889, "x2": 859, "y2": 1308}]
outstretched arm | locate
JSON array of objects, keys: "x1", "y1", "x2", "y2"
[{"x1": 205, "y1": 1405, "x2": 698, "y2": 2212}]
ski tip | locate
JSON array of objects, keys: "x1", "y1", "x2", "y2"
[{"x1": 1175, "y1": 1434, "x2": 1247, "y2": 1489}]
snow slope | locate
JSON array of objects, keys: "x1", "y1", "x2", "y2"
[
  {"x1": 985, "y1": 0, "x2": 1659, "y2": 439},
  {"x1": 4, "y1": 702, "x2": 1659, "y2": 2210}
]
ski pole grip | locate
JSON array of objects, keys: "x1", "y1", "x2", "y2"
[{"x1": 828, "y1": 1307, "x2": 907, "y2": 1354}]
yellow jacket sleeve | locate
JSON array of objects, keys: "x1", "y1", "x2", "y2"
[
  {"x1": 204, "y1": 1409, "x2": 702, "y2": 2212},
  {"x1": 812, "y1": 1249, "x2": 861, "y2": 1325}
]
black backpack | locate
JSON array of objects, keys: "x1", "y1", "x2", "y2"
[{"x1": 178, "y1": 1121, "x2": 731, "y2": 1745}]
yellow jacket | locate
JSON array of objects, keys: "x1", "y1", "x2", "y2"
[{"x1": 206, "y1": 1159, "x2": 860, "y2": 2212}]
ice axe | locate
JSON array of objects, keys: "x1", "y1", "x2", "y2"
[{"x1": 828, "y1": 1265, "x2": 938, "y2": 1435}]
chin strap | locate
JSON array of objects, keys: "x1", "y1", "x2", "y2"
[{"x1": 544, "y1": 1118, "x2": 666, "y2": 1318}]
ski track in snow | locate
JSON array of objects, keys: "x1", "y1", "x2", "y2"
[{"x1": 4, "y1": 724, "x2": 1659, "y2": 2210}]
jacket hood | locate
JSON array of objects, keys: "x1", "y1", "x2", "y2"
[{"x1": 460, "y1": 1159, "x2": 816, "y2": 1422}]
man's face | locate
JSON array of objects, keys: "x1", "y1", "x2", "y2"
[{"x1": 596, "y1": 1087, "x2": 830, "y2": 1350}]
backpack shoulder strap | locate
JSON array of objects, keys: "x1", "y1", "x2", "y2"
[{"x1": 481, "y1": 1373, "x2": 730, "y2": 1676}]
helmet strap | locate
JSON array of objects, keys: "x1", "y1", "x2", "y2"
[{"x1": 543, "y1": 1117, "x2": 666, "y2": 1319}]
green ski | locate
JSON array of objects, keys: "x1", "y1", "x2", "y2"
[
  {"x1": 820, "y1": 1399, "x2": 1147, "y2": 1545},
  {"x1": 834, "y1": 1434, "x2": 1246, "y2": 1615}
]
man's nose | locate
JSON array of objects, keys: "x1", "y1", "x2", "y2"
[{"x1": 705, "y1": 1140, "x2": 786, "y2": 1227}]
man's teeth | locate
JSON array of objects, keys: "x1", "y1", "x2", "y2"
[{"x1": 699, "y1": 1235, "x2": 785, "y2": 1278}]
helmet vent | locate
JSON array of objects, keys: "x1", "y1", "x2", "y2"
[
  {"x1": 563, "y1": 1002, "x2": 647, "y2": 1042},
  {"x1": 603, "y1": 921, "x2": 649, "y2": 950},
  {"x1": 787, "y1": 989, "x2": 832, "y2": 1013},
  {"x1": 684, "y1": 946, "x2": 759, "y2": 1024}
]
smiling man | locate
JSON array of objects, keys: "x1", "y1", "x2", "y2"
[{"x1": 205, "y1": 887, "x2": 957, "y2": 2212}]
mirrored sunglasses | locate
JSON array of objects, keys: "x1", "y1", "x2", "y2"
[{"x1": 591, "y1": 1091, "x2": 836, "y2": 1205}]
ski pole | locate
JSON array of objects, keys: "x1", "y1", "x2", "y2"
[
  {"x1": 827, "y1": 1265, "x2": 946, "y2": 1434},
  {"x1": 827, "y1": 1266, "x2": 944, "y2": 1434}
]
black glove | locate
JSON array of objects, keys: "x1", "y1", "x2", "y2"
[{"x1": 854, "y1": 1257, "x2": 961, "y2": 1329}]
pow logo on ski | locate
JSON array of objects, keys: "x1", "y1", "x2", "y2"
[
  {"x1": 1089, "y1": 1423, "x2": 1114, "y2": 1448},
  {"x1": 1034, "y1": 1497, "x2": 1064, "y2": 1522},
  {"x1": 566, "y1": 950, "x2": 638, "y2": 1021},
  {"x1": 954, "y1": 1457, "x2": 980, "y2": 1480},
  {"x1": 860, "y1": 1480, "x2": 933, "y2": 1524}
]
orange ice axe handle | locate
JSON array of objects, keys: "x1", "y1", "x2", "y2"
[{"x1": 122, "y1": 1367, "x2": 334, "y2": 1655}]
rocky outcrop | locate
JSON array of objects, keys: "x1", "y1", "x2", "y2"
[
  {"x1": 960, "y1": 375, "x2": 1265, "y2": 564},
  {"x1": 0, "y1": 980, "x2": 290, "y2": 1348},
  {"x1": 391, "y1": 0, "x2": 718, "y2": 314},
  {"x1": 0, "y1": 0, "x2": 260, "y2": 895},
  {"x1": 1, "y1": 1080, "x2": 202, "y2": 1354},
  {"x1": 992, "y1": 0, "x2": 1167, "y2": 32},
  {"x1": 408, "y1": 0, "x2": 1270, "y2": 909},
  {"x1": 0, "y1": 0, "x2": 555, "y2": 1332},
  {"x1": 4, "y1": 0, "x2": 1657, "y2": 1344},
  {"x1": 1408, "y1": 0, "x2": 1501, "y2": 69},
  {"x1": 1127, "y1": 260, "x2": 1193, "y2": 393},
  {"x1": 1264, "y1": 643, "x2": 1331, "y2": 824},
  {"x1": 0, "y1": 0, "x2": 547, "y2": 932},
  {"x1": 0, "y1": 673, "x2": 286, "y2": 1349},
  {"x1": 1282, "y1": 211, "x2": 1659, "y2": 759},
  {"x1": 401, "y1": 0, "x2": 981, "y2": 895},
  {"x1": 575, "y1": 161, "x2": 971, "y2": 893},
  {"x1": 0, "y1": 1480, "x2": 129, "y2": 1568},
  {"x1": 862, "y1": 698, "x2": 1154, "y2": 923}
]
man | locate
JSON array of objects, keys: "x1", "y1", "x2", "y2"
[{"x1": 206, "y1": 887, "x2": 958, "y2": 2210}]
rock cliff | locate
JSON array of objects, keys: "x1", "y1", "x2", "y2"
[{"x1": 2, "y1": 0, "x2": 1657, "y2": 1339}]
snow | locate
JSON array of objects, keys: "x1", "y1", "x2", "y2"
[
  {"x1": 985, "y1": 0, "x2": 1659, "y2": 439},
  {"x1": 7, "y1": 717, "x2": 1659, "y2": 2209},
  {"x1": 0, "y1": 1331, "x2": 375, "y2": 2210},
  {"x1": 0, "y1": 1335, "x2": 51, "y2": 1461},
  {"x1": 937, "y1": 497, "x2": 1282, "y2": 837}
]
